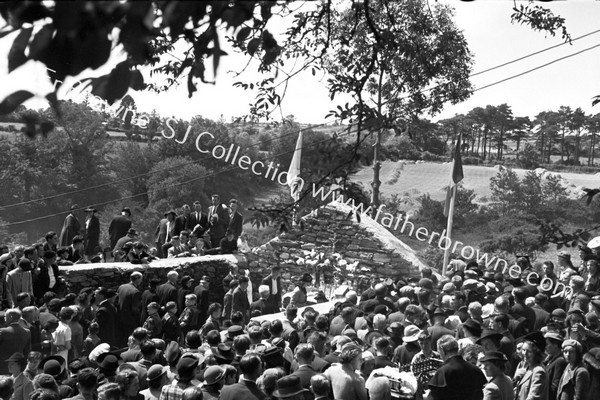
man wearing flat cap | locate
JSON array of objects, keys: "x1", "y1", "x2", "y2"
[
  {"x1": 109, "y1": 207, "x2": 132, "y2": 251},
  {"x1": 155, "y1": 210, "x2": 176, "y2": 258},
  {"x1": 59, "y1": 205, "x2": 83, "y2": 248},
  {"x1": 544, "y1": 331, "x2": 566, "y2": 400}
]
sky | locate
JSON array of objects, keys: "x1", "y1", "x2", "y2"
[{"x1": 1, "y1": 1, "x2": 600, "y2": 125}]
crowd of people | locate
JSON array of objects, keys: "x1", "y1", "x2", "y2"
[
  {"x1": 39, "y1": 194, "x2": 248, "y2": 267},
  {"x1": 1, "y1": 214, "x2": 600, "y2": 399}
]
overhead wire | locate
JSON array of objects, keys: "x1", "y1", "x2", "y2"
[
  {"x1": 4, "y1": 26, "x2": 600, "y2": 224},
  {"x1": 0, "y1": 126, "x2": 361, "y2": 227}
]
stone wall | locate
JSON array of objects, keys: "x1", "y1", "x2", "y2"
[
  {"x1": 246, "y1": 201, "x2": 425, "y2": 291},
  {"x1": 61, "y1": 254, "x2": 249, "y2": 304}
]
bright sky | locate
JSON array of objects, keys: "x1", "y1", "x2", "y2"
[{"x1": 1, "y1": 1, "x2": 600, "y2": 124}]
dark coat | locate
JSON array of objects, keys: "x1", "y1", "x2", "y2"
[
  {"x1": 218, "y1": 380, "x2": 267, "y2": 400},
  {"x1": 161, "y1": 313, "x2": 181, "y2": 343},
  {"x1": 0, "y1": 323, "x2": 32, "y2": 374},
  {"x1": 156, "y1": 282, "x2": 178, "y2": 308},
  {"x1": 140, "y1": 289, "x2": 159, "y2": 325},
  {"x1": 557, "y1": 364, "x2": 590, "y2": 400},
  {"x1": 232, "y1": 286, "x2": 250, "y2": 323},
  {"x1": 260, "y1": 274, "x2": 282, "y2": 309},
  {"x1": 428, "y1": 355, "x2": 487, "y2": 400},
  {"x1": 193, "y1": 285, "x2": 210, "y2": 322},
  {"x1": 117, "y1": 282, "x2": 142, "y2": 331},
  {"x1": 207, "y1": 204, "x2": 230, "y2": 245},
  {"x1": 173, "y1": 215, "x2": 188, "y2": 236},
  {"x1": 109, "y1": 215, "x2": 131, "y2": 249},
  {"x1": 189, "y1": 211, "x2": 209, "y2": 237},
  {"x1": 228, "y1": 211, "x2": 243, "y2": 239},
  {"x1": 511, "y1": 302, "x2": 536, "y2": 334},
  {"x1": 96, "y1": 299, "x2": 118, "y2": 347},
  {"x1": 533, "y1": 305, "x2": 551, "y2": 332},
  {"x1": 291, "y1": 365, "x2": 317, "y2": 399},
  {"x1": 250, "y1": 298, "x2": 277, "y2": 316},
  {"x1": 545, "y1": 354, "x2": 567, "y2": 400},
  {"x1": 32, "y1": 263, "x2": 60, "y2": 300},
  {"x1": 155, "y1": 218, "x2": 175, "y2": 246},
  {"x1": 59, "y1": 213, "x2": 81, "y2": 247},
  {"x1": 85, "y1": 215, "x2": 101, "y2": 256}
]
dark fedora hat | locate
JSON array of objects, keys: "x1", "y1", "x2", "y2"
[
  {"x1": 476, "y1": 329, "x2": 503, "y2": 345},
  {"x1": 480, "y1": 351, "x2": 508, "y2": 363},
  {"x1": 521, "y1": 331, "x2": 546, "y2": 353},
  {"x1": 121, "y1": 207, "x2": 131, "y2": 215},
  {"x1": 96, "y1": 352, "x2": 122, "y2": 371},
  {"x1": 127, "y1": 228, "x2": 138, "y2": 235},
  {"x1": 5, "y1": 352, "x2": 26, "y2": 365},
  {"x1": 213, "y1": 344, "x2": 235, "y2": 363},
  {"x1": 462, "y1": 318, "x2": 482, "y2": 336},
  {"x1": 164, "y1": 210, "x2": 177, "y2": 217},
  {"x1": 273, "y1": 375, "x2": 308, "y2": 399}
]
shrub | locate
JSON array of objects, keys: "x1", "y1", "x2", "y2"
[
  {"x1": 420, "y1": 151, "x2": 447, "y2": 162},
  {"x1": 462, "y1": 156, "x2": 482, "y2": 165}
]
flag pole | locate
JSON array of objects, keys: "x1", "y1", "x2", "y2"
[{"x1": 442, "y1": 184, "x2": 457, "y2": 276}]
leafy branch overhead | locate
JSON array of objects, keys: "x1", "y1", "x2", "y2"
[{"x1": 0, "y1": 1, "x2": 284, "y2": 119}]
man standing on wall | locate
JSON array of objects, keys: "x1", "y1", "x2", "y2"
[
  {"x1": 109, "y1": 207, "x2": 132, "y2": 250},
  {"x1": 228, "y1": 199, "x2": 244, "y2": 241},
  {"x1": 207, "y1": 195, "x2": 230, "y2": 248},
  {"x1": 84, "y1": 207, "x2": 100, "y2": 257},
  {"x1": 59, "y1": 205, "x2": 82, "y2": 247}
]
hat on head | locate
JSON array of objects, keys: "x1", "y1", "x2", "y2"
[
  {"x1": 127, "y1": 228, "x2": 137, "y2": 236},
  {"x1": 130, "y1": 271, "x2": 143, "y2": 280},
  {"x1": 203, "y1": 365, "x2": 225, "y2": 385},
  {"x1": 213, "y1": 344, "x2": 235, "y2": 363},
  {"x1": 562, "y1": 339, "x2": 583, "y2": 353},
  {"x1": 70, "y1": 205, "x2": 79, "y2": 211},
  {"x1": 402, "y1": 325, "x2": 421, "y2": 343},
  {"x1": 551, "y1": 308, "x2": 567, "y2": 320},
  {"x1": 482, "y1": 303, "x2": 495, "y2": 319},
  {"x1": 301, "y1": 306, "x2": 317, "y2": 318},
  {"x1": 442, "y1": 282, "x2": 456, "y2": 293},
  {"x1": 185, "y1": 331, "x2": 202, "y2": 349},
  {"x1": 5, "y1": 352, "x2": 26, "y2": 365},
  {"x1": 522, "y1": 331, "x2": 546, "y2": 353},
  {"x1": 462, "y1": 318, "x2": 482, "y2": 336},
  {"x1": 544, "y1": 331, "x2": 564, "y2": 344},
  {"x1": 40, "y1": 355, "x2": 66, "y2": 379},
  {"x1": 431, "y1": 307, "x2": 448, "y2": 318},
  {"x1": 146, "y1": 365, "x2": 167, "y2": 382},
  {"x1": 176, "y1": 354, "x2": 199, "y2": 379},
  {"x1": 164, "y1": 210, "x2": 177, "y2": 217},
  {"x1": 227, "y1": 325, "x2": 244, "y2": 339},
  {"x1": 568, "y1": 306, "x2": 585, "y2": 316},
  {"x1": 84, "y1": 207, "x2": 97, "y2": 212},
  {"x1": 96, "y1": 353, "x2": 121, "y2": 371},
  {"x1": 480, "y1": 351, "x2": 508, "y2": 363},
  {"x1": 300, "y1": 273, "x2": 313, "y2": 283},
  {"x1": 273, "y1": 375, "x2": 308, "y2": 399},
  {"x1": 476, "y1": 329, "x2": 503, "y2": 345},
  {"x1": 385, "y1": 322, "x2": 403, "y2": 336},
  {"x1": 557, "y1": 251, "x2": 571, "y2": 260},
  {"x1": 122, "y1": 207, "x2": 131, "y2": 214}
]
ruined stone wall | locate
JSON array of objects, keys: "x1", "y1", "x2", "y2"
[
  {"x1": 61, "y1": 254, "x2": 249, "y2": 303},
  {"x1": 245, "y1": 203, "x2": 422, "y2": 291}
]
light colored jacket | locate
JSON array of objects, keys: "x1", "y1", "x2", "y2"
[{"x1": 515, "y1": 364, "x2": 549, "y2": 400}]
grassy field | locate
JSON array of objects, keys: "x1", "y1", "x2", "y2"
[
  {"x1": 350, "y1": 160, "x2": 599, "y2": 204},
  {"x1": 350, "y1": 161, "x2": 599, "y2": 264}
]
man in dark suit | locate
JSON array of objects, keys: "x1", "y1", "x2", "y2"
[
  {"x1": 117, "y1": 271, "x2": 143, "y2": 347},
  {"x1": 33, "y1": 251, "x2": 61, "y2": 301},
  {"x1": 189, "y1": 201, "x2": 208, "y2": 237},
  {"x1": 428, "y1": 335, "x2": 487, "y2": 400},
  {"x1": 156, "y1": 271, "x2": 179, "y2": 308},
  {"x1": 0, "y1": 309, "x2": 32, "y2": 374},
  {"x1": 231, "y1": 276, "x2": 250, "y2": 324},
  {"x1": 109, "y1": 207, "x2": 132, "y2": 250},
  {"x1": 84, "y1": 207, "x2": 101, "y2": 257},
  {"x1": 261, "y1": 266, "x2": 282, "y2": 311},
  {"x1": 207, "y1": 194, "x2": 230, "y2": 248},
  {"x1": 291, "y1": 344, "x2": 318, "y2": 398},
  {"x1": 219, "y1": 354, "x2": 267, "y2": 400},
  {"x1": 250, "y1": 285, "x2": 278, "y2": 316},
  {"x1": 59, "y1": 205, "x2": 82, "y2": 247},
  {"x1": 532, "y1": 293, "x2": 551, "y2": 332},
  {"x1": 193, "y1": 278, "x2": 210, "y2": 323},
  {"x1": 155, "y1": 210, "x2": 176, "y2": 258},
  {"x1": 228, "y1": 199, "x2": 244, "y2": 240},
  {"x1": 173, "y1": 205, "x2": 191, "y2": 236},
  {"x1": 96, "y1": 288, "x2": 119, "y2": 348},
  {"x1": 67, "y1": 236, "x2": 86, "y2": 264},
  {"x1": 511, "y1": 286, "x2": 536, "y2": 334}
]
